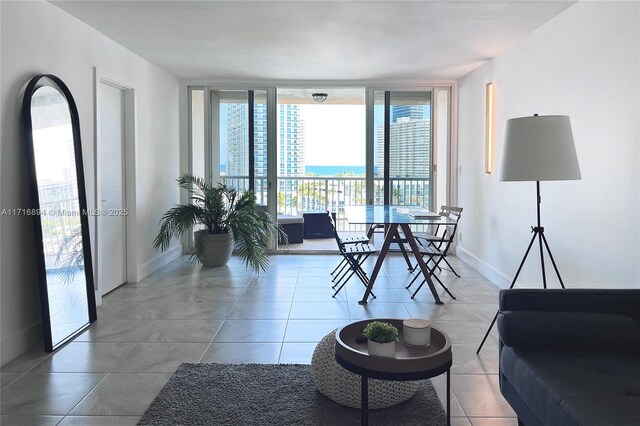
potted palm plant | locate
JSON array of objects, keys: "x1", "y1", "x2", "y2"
[{"x1": 153, "y1": 174, "x2": 286, "y2": 271}]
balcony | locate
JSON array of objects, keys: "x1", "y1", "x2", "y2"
[{"x1": 222, "y1": 175, "x2": 431, "y2": 234}]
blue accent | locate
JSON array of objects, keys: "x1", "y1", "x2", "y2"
[{"x1": 305, "y1": 165, "x2": 374, "y2": 176}]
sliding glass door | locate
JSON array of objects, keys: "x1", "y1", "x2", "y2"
[
  {"x1": 275, "y1": 88, "x2": 366, "y2": 235},
  {"x1": 370, "y1": 89, "x2": 433, "y2": 210},
  {"x1": 188, "y1": 85, "x2": 451, "y2": 250},
  {"x1": 214, "y1": 90, "x2": 268, "y2": 198}
]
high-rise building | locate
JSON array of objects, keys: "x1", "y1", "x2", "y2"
[
  {"x1": 225, "y1": 103, "x2": 248, "y2": 176},
  {"x1": 225, "y1": 102, "x2": 304, "y2": 181},
  {"x1": 226, "y1": 103, "x2": 268, "y2": 177},
  {"x1": 391, "y1": 105, "x2": 425, "y2": 123},
  {"x1": 277, "y1": 104, "x2": 304, "y2": 177},
  {"x1": 253, "y1": 104, "x2": 268, "y2": 178},
  {"x1": 376, "y1": 118, "x2": 430, "y2": 178},
  {"x1": 376, "y1": 105, "x2": 430, "y2": 178},
  {"x1": 277, "y1": 105, "x2": 304, "y2": 208}
]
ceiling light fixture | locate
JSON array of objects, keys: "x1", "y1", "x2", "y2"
[{"x1": 312, "y1": 93, "x2": 328, "y2": 103}]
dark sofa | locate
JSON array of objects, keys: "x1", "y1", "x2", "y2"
[{"x1": 497, "y1": 289, "x2": 640, "y2": 426}]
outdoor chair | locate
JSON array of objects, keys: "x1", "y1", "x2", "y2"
[
  {"x1": 328, "y1": 212, "x2": 376, "y2": 300},
  {"x1": 412, "y1": 206, "x2": 463, "y2": 277},
  {"x1": 405, "y1": 219, "x2": 458, "y2": 299},
  {"x1": 330, "y1": 221, "x2": 371, "y2": 281}
]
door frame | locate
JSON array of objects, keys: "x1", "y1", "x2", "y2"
[
  {"x1": 185, "y1": 82, "x2": 457, "y2": 250},
  {"x1": 93, "y1": 68, "x2": 137, "y2": 304},
  {"x1": 188, "y1": 85, "x2": 278, "y2": 249},
  {"x1": 364, "y1": 86, "x2": 440, "y2": 211}
]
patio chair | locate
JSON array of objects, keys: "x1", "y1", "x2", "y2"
[
  {"x1": 405, "y1": 219, "x2": 458, "y2": 300},
  {"x1": 413, "y1": 206, "x2": 463, "y2": 277},
  {"x1": 330, "y1": 220, "x2": 371, "y2": 281},
  {"x1": 327, "y1": 212, "x2": 376, "y2": 300}
]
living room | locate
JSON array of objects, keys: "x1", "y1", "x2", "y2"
[{"x1": 1, "y1": 1, "x2": 638, "y2": 425}]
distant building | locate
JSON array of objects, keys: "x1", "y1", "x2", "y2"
[
  {"x1": 277, "y1": 105, "x2": 304, "y2": 207},
  {"x1": 391, "y1": 105, "x2": 425, "y2": 123},
  {"x1": 226, "y1": 103, "x2": 268, "y2": 177},
  {"x1": 225, "y1": 103, "x2": 304, "y2": 209},
  {"x1": 376, "y1": 106, "x2": 430, "y2": 178},
  {"x1": 277, "y1": 104, "x2": 305, "y2": 177},
  {"x1": 225, "y1": 103, "x2": 248, "y2": 176},
  {"x1": 226, "y1": 103, "x2": 304, "y2": 179}
]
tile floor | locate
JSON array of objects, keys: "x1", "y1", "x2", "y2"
[{"x1": 1, "y1": 254, "x2": 516, "y2": 426}]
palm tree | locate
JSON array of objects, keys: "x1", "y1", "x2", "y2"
[
  {"x1": 153, "y1": 174, "x2": 287, "y2": 272},
  {"x1": 55, "y1": 227, "x2": 84, "y2": 285}
]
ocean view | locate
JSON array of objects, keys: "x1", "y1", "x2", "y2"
[
  {"x1": 305, "y1": 165, "x2": 369, "y2": 176},
  {"x1": 220, "y1": 165, "x2": 376, "y2": 176}
]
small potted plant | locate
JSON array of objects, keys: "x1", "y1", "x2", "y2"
[{"x1": 363, "y1": 321, "x2": 399, "y2": 357}]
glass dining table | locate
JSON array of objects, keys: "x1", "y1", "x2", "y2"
[{"x1": 344, "y1": 205, "x2": 446, "y2": 305}]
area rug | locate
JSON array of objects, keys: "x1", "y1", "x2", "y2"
[{"x1": 138, "y1": 363, "x2": 447, "y2": 426}]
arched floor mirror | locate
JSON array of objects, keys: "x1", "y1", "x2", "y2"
[{"x1": 22, "y1": 74, "x2": 97, "y2": 352}]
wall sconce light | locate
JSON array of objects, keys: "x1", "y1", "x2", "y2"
[
  {"x1": 485, "y1": 82, "x2": 494, "y2": 174},
  {"x1": 312, "y1": 93, "x2": 328, "y2": 103}
]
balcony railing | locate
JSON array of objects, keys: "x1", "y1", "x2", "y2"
[{"x1": 222, "y1": 175, "x2": 430, "y2": 232}]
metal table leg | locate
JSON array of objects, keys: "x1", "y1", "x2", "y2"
[
  {"x1": 392, "y1": 227, "x2": 413, "y2": 270},
  {"x1": 400, "y1": 223, "x2": 443, "y2": 304},
  {"x1": 359, "y1": 223, "x2": 397, "y2": 304},
  {"x1": 446, "y1": 369, "x2": 451, "y2": 426},
  {"x1": 361, "y1": 375, "x2": 369, "y2": 426}
]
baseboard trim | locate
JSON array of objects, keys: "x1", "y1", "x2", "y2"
[
  {"x1": 456, "y1": 246, "x2": 511, "y2": 289},
  {"x1": 137, "y1": 245, "x2": 182, "y2": 282},
  {"x1": 1, "y1": 321, "x2": 43, "y2": 366}
]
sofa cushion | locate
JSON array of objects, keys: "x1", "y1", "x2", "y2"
[{"x1": 501, "y1": 346, "x2": 640, "y2": 426}]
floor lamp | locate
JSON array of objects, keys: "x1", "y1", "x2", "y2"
[{"x1": 476, "y1": 115, "x2": 581, "y2": 354}]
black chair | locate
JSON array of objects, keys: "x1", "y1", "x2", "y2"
[
  {"x1": 405, "y1": 219, "x2": 457, "y2": 299},
  {"x1": 327, "y1": 212, "x2": 376, "y2": 300},
  {"x1": 413, "y1": 206, "x2": 463, "y2": 277},
  {"x1": 330, "y1": 219, "x2": 371, "y2": 281}
]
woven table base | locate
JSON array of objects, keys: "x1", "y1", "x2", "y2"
[{"x1": 311, "y1": 330, "x2": 420, "y2": 409}]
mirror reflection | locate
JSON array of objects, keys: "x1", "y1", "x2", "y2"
[{"x1": 30, "y1": 85, "x2": 91, "y2": 348}]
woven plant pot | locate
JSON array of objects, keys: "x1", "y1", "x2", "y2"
[{"x1": 196, "y1": 230, "x2": 234, "y2": 267}]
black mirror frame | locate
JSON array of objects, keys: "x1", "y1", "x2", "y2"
[{"x1": 22, "y1": 74, "x2": 97, "y2": 352}]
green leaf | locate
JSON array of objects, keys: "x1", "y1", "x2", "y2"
[
  {"x1": 154, "y1": 175, "x2": 284, "y2": 271},
  {"x1": 363, "y1": 321, "x2": 399, "y2": 343}
]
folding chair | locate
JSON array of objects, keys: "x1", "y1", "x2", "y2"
[
  {"x1": 327, "y1": 212, "x2": 376, "y2": 300},
  {"x1": 413, "y1": 206, "x2": 463, "y2": 277},
  {"x1": 405, "y1": 219, "x2": 458, "y2": 299},
  {"x1": 330, "y1": 226, "x2": 371, "y2": 280}
]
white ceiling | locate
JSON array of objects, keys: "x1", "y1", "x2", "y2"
[{"x1": 51, "y1": 1, "x2": 575, "y2": 82}]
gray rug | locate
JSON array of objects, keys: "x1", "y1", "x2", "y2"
[{"x1": 138, "y1": 363, "x2": 446, "y2": 426}]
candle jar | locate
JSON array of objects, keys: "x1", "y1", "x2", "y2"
[{"x1": 403, "y1": 318, "x2": 431, "y2": 348}]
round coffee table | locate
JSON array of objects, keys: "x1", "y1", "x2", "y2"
[{"x1": 334, "y1": 318, "x2": 453, "y2": 426}]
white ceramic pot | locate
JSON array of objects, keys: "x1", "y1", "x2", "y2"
[
  {"x1": 367, "y1": 340, "x2": 396, "y2": 357},
  {"x1": 403, "y1": 318, "x2": 431, "y2": 348},
  {"x1": 196, "y1": 230, "x2": 234, "y2": 267}
]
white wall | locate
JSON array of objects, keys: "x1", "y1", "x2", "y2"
[
  {"x1": 457, "y1": 1, "x2": 640, "y2": 289},
  {"x1": 0, "y1": 0, "x2": 181, "y2": 364}
]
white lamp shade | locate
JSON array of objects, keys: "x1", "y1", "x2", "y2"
[{"x1": 499, "y1": 115, "x2": 581, "y2": 181}]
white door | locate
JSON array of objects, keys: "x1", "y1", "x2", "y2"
[{"x1": 98, "y1": 82, "x2": 127, "y2": 295}]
